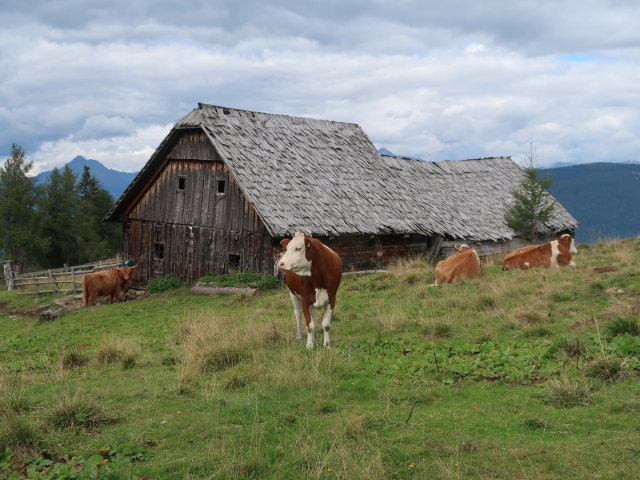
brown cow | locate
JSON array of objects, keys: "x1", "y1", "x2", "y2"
[
  {"x1": 434, "y1": 244, "x2": 482, "y2": 285},
  {"x1": 82, "y1": 265, "x2": 138, "y2": 307},
  {"x1": 277, "y1": 232, "x2": 342, "y2": 349},
  {"x1": 501, "y1": 233, "x2": 577, "y2": 271}
]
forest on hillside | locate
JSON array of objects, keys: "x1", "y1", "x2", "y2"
[
  {"x1": 0, "y1": 144, "x2": 120, "y2": 272},
  {"x1": 546, "y1": 162, "x2": 640, "y2": 244}
]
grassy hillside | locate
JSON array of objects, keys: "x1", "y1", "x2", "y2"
[
  {"x1": 546, "y1": 162, "x2": 640, "y2": 244},
  {"x1": 2, "y1": 240, "x2": 640, "y2": 479}
]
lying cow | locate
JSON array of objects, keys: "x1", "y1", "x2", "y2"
[
  {"x1": 434, "y1": 244, "x2": 482, "y2": 285},
  {"x1": 82, "y1": 265, "x2": 138, "y2": 307},
  {"x1": 277, "y1": 232, "x2": 342, "y2": 349},
  {"x1": 501, "y1": 233, "x2": 577, "y2": 271}
]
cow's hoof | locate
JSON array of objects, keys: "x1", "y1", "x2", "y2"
[
  {"x1": 323, "y1": 342, "x2": 331, "y2": 349},
  {"x1": 296, "y1": 334, "x2": 304, "y2": 340},
  {"x1": 306, "y1": 343, "x2": 314, "y2": 350}
]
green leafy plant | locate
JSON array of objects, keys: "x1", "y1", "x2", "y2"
[
  {"x1": 198, "y1": 270, "x2": 279, "y2": 290},
  {"x1": 147, "y1": 275, "x2": 182, "y2": 293}
]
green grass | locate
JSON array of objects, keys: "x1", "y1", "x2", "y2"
[{"x1": 1, "y1": 238, "x2": 640, "y2": 478}]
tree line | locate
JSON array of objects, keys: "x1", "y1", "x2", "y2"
[{"x1": 0, "y1": 144, "x2": 120, "y2": 272}]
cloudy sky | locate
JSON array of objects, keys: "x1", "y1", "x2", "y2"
[{"x1": 1, "y1": 0, "x2": 639, "y2": 174}]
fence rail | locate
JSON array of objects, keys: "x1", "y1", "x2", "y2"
[{"x1": 8, "y1": 255, "x2": 123, "y2": 295}]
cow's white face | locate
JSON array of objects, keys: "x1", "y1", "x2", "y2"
[
  {"x1": 568, "y1": 236, "x2": 577, "y2": 254},
  {"x1": 277, "y1": 232, "x2": 312, "y2": 276}
]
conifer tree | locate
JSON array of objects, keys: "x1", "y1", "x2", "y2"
[
  {"x1": 0, "y1": 144, "x2": 41, "y2": 268},
  {"x1": 504, "y1": 143, "x2": 556, "y2": 241},
  {"x1": 76, "y1": 165, "x2": 120, "y2": 260},
  {"x1": 37, "y1": 166, "x2": 81, "y2": 267}
]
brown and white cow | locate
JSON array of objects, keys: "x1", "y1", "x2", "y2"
[
  {"x1": 501, "y1": 233, "x2": 577, "y2": 271},
  {"x1": 277, "y1": 232, "x2": 342, "y2": 349},
  {"x1": 434, "y1": 244, "x2": 482, "y2": 285},
  {"x1": 82, "y1": 265, "x2": 138, "y2": 307}
]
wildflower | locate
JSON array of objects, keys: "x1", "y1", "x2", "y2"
[
  {"x1": 176, "y1": 411, "x2": 182, "y2": 414},
  {"x1": 409, "y1": 464, "x2": 415, "y2": 469},
  {"x1": 327, "y1": 467, "x2": 333, "y2": 472}
]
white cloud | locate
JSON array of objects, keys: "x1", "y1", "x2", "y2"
[{"x1": 1, "y1": 0, "x2": 639, "y2": 171}]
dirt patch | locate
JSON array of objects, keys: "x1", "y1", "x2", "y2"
[
  {"x1": 593, "y1": 265, "x2": 619, "y2": 274},
  {"x1": 568, "y1": 318, "x2": 596, "y2": 330}
]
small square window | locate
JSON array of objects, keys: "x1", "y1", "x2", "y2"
[
  {"x1": 154, "y1": 243, "x2": 164, "y2": 260},
  {"x1": 177, "y1": 177, "x2": 186, "y2": 190},
  {"x1": 217, "y1": 179, "x2": 226, "y2": 195}
]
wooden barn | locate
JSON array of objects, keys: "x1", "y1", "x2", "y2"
[{"x1": 106, "y1": 103, "x2": 578, "y2": 283}]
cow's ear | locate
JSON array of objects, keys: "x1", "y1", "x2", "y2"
[{"x1": 280, "y1": 238, "x2": 290, "y2": 249}]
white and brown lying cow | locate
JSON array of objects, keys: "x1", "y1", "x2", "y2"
[
  {"x1": 277, "y1": 232, "x2": 342, "y2": 349},
  {"x1": 433, "y1": 244, "x2": 482, "y2": 285},
  {"x1": 501, "y1": 233, "x2": 577, "y2": 271}
]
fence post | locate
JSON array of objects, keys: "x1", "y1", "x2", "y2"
[
  {"x1": 48, "y1": 269, "x2": 57, "y2": 293},
  {"x1": 3, "y1": 261, "x2": 15, "y2": 291},
  {"x1": 71, "y1": 267, "x2": 77, "y2": 294}
]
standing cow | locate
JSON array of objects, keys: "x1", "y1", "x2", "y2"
[
  {"x1": 277, "y1": 232, "x2": 342, "y2": 349},
  {"x1": 502, "y1": 233, "x2": 577, "y2": 271},
  {"x1": 82, "y1": 265, "x2": 138, "y2": 307},
  {"x1": 434, "y1": 244, "x2": 482, "y2": 285}
]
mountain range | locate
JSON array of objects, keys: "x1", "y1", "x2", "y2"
[
  {"x1": 38, "y1": 155, "x2": 640, "y2": 245},
  {"x1": 35, "y1": 156, "x2": 137, "y2": 199}
]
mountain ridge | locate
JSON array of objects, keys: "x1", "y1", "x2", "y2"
[{"x1": 35, "y1": 156, "x2": 137, "y2": 199}]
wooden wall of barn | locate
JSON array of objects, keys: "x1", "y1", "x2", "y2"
[
  {"x1": 317, "y1": 234, "x2": 435, "y2": 271},
  {"x1": 123, "y1": 130, "x2": 275, "y2": 282}
]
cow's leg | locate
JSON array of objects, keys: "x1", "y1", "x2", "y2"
[
  {"x1": 302, "y1": 302, "x2": 315, "y2": 350},
  {"x1": 289, "y1": 292, "x2": 304, "y2": 339},
  {"x1": 321, "y1": 306, "x2": 333, "y2": 348}
]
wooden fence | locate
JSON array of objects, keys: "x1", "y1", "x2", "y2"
[{"x1": 8, "y1": 256, "x2": 123, "y2": 295}]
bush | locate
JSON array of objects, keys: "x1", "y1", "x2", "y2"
[{"x1": 147, "y1": 275, "x2": 182, "y2": 293}]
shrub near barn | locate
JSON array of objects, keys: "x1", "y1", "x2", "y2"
[{"x1": 1, "y1": 239, "x2": 640, "y2": 479}]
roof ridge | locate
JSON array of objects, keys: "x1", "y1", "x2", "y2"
[{"x1": 195, "y1": 102, "x2": 359, "y2": 127}]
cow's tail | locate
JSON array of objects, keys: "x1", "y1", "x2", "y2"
[{"x1": 82, "y1": 276, "x2": 88, "y2": 307}]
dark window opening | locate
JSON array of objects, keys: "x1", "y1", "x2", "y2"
[
  {"x1": 154, "y1": 243, "x2": 164, "y2": 260},
  {"x1": 177, "y1": 177, "x2": 186, "y2": 190},
  {"x1": 217, "y1": 179, "x2": 226, "y2": 195},
  {"x1": 228, "y1": 253, "x2": 241, "y2": 271}
]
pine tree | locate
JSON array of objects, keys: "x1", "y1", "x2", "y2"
[
  {"x1": 37, "y1": 166, "x2": 81, "y2": 267},
  {"x1": 0, "y1": 144, "x2": 41, "y2": 268},
  {"x1": 504, "y1": 144, "x2": 556, "y2": 241},
  {"x1": 76, "y1": 165, "x2": 120, "y2": 260}
]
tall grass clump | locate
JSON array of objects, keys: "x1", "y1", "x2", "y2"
[
  {"x1": 542, "y1": 377, "x2": 594, "y2": 408},
  {"x1": 584, "y1": 357, "x2": 626, "y2": 383},
  {"x1": 0, "y1": 414, "x2": 42, "y2": 451},
  {"x1": 387, "y1": 255, "x2": 432, "y2": 285},
  {"x1": 606, "y1": 316, "x2": 640, "y2": 337},
  {"x1": 176, "y1": 311, "x2": 286, "y2": 385},
  {"x1": 60, "y1": 350, "x2": 89, "y2": 370},
  {"x1": 47, "y1": 394, "x2": 111, "y2": 429},
  {"x1": 95, "y1": 336, "x2": 140, "y2": 366}
]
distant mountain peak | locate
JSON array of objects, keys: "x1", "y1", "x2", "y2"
[{"x1": 36, "y1": 156, "x2": 138, "y2": 199}]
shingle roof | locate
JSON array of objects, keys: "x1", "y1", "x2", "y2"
[{"x1": 108, "y1": 103, "x2": 578, "y2": 241}]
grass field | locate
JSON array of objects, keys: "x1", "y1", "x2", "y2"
[{"x1": 1, "y1": 239, "x2": 640, "y2": 479}]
